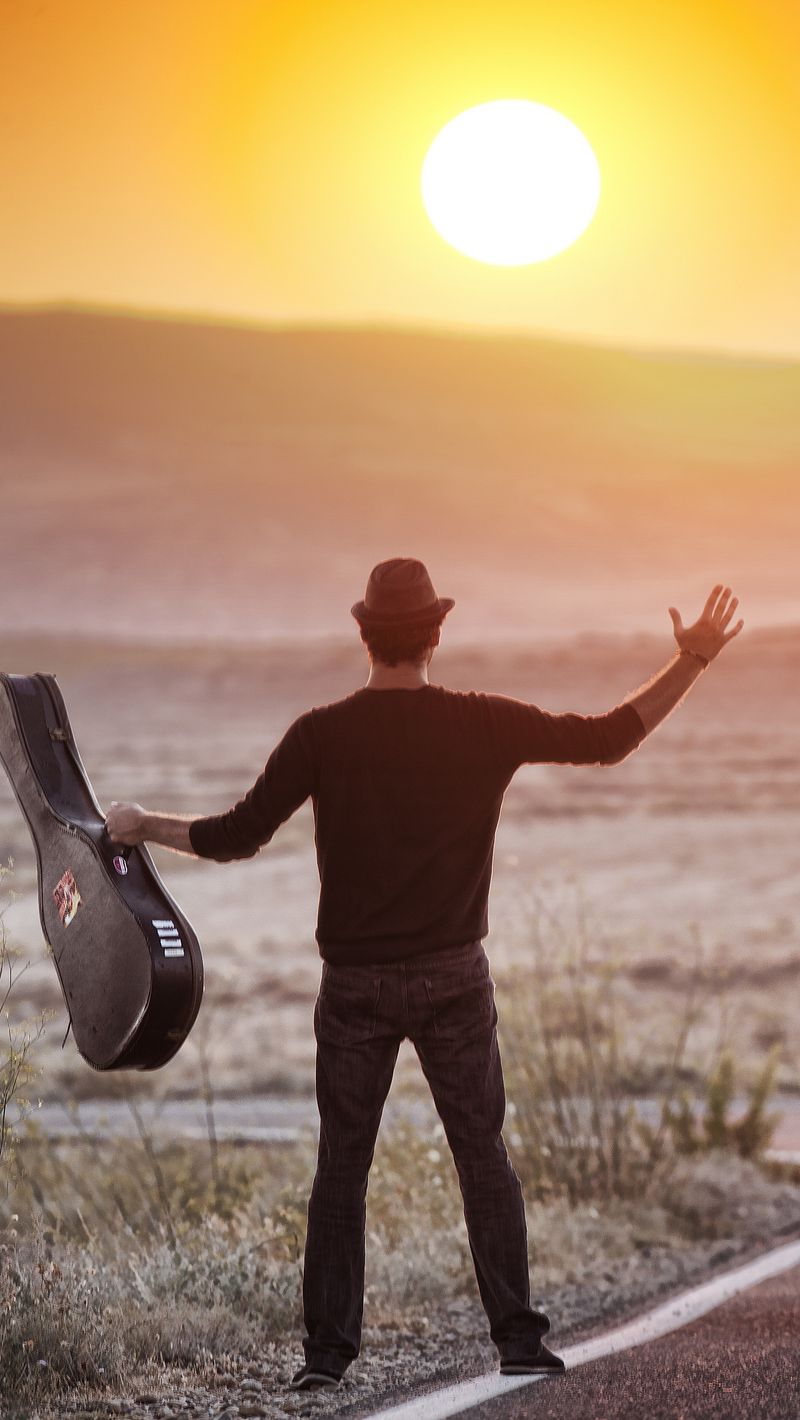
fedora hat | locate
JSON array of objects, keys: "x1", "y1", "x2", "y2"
[{"x1": 351, "y1": 558, "x2": 455, "y2": 628}]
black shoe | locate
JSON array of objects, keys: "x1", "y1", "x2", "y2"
[
  {"x1": 500, "y1": 1342, "x2": 566, "y2": 1376},
  {"x1": 290, "y1": 1364, "x2": 344, "y2": 1391}
]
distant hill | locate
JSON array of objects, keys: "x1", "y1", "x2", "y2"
[{"x1": 0, "y1": 307, "x2": 797, "y2": 641}]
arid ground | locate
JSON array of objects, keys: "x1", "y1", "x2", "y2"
[
  {"x1": 2, "y1": 311, "x2": 799, "y2": 1418},
  {"x1": 0, "y1": 310, "x2": 798, "y2": 1104},
  {"x1": 1, "y1": 627, "x2": 798, "y2": 1104}
]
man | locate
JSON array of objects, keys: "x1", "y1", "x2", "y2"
[{"x1": 106, "y1": 558, "x2": 743, "y2": 1391}]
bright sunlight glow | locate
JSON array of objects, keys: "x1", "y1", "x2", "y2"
[{"x1": 421, "y1": 100, "x2": 601, "y2": 266}]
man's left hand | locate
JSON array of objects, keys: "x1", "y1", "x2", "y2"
[{"x1": 668, "y1": 585, "x2": 744, "y2": 663}]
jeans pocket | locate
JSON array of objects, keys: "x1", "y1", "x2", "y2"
[
  {"x1": 315, "y1": 969, "x2": 382, "y2": 1047},
  {"x1": 423, "y1": 962, "x2": 496, "y2": 1040}
]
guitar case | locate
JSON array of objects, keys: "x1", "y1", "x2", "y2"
[{"x1": 0, "y1": 672, "x2": 203, "y2": 1070}]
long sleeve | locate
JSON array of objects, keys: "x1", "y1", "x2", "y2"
[
  {"x1": 486, "y1": 695, "x2": 646, "y2": 774},
  {"x1": 189, "y1": 714, "x2": 316, "y2": 862}
]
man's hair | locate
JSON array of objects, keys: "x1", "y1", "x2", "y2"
[{"x1": 358, "y1": 618, "x2": 442, "y2": 667}]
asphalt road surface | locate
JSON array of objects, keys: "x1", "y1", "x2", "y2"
[
  {"x1": 17, "y1": 1094, "x2": 800, "y2": 1157},
  {"x1": 463, "y1": 1265, "x2": 800, "y2": 1420}
]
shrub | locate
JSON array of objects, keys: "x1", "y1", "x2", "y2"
[
  {"x1": 0, "y1": 866, "x2": 50, "y2": 1175},
  {"x1": 499, "y1": 899, "x2": 781, "y2": 1204}
]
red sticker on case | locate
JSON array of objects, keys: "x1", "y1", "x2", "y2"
[{"x1": 53, "y1": 869, "x2": 82, "y2": 926}]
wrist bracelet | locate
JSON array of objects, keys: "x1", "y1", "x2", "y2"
[{"x1": 679, "y1": 648, "x2": 709, "y2": 668}]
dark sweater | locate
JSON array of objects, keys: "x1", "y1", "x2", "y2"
[{"x1": 189, "y1": 686, "x2": 646, "y2": 965}]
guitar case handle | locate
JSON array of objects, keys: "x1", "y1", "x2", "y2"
[{"x1": 101, "y1": 826, "x2": 134, "y2": 862}]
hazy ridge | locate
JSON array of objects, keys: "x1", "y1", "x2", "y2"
[{"x1": 1, "y1": 307, "x2": 797, "y2": 643}]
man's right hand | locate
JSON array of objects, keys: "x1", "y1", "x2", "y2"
[
  {"x1": 106, "y1": 803, "x2": 198, "y2": 857},
  {"x1": 106, "y1": 801, "x2": 148, "y2": 845},
  {"x1": 668, "y1": 585, "x2": 744, "y2": 663}
]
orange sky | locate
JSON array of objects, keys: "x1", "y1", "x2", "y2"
[{"x1": 1, "y1": 0, "x2": 799, "y2": 355}]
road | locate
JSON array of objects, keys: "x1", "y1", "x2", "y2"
[
  {"x1": 15, "y1": 1093, "x2": 800, "y2": 1163},
  {"x1": 459, "y1": 1265, "x2": 800, "y2": 1420}
]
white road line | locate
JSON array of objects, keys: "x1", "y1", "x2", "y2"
[{"x1": 363, "y1": 1237, "x2": 800, "y2": 1420}]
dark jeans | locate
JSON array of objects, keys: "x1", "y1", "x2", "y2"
[{"x1": 302, "y1": 940, "x2": 550, "y2": 1374}]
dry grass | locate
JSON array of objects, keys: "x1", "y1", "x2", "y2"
[
  {"x1": 0, "y1": 872, "x2": 793, "y2": 1410},
  {"x1": 0, "y1": 865, "x2": 51, "y2": 1172},
  {"x1": 1, "y1": 1130, "x2": 309, "y2": 1400},
  {"x1": 2, "y1": 1124, "x2": 796, "y2": 1410},
  {"x1": 499, "y1": 894, "x2": 783, "y2": 1205}
]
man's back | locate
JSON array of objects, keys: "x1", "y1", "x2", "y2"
[{"x1": 190, "y1": 685, "x2": 644, "y2": 964}]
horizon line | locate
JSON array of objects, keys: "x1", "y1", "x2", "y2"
[
  {"x1": 1, "y1": 297, "x2": 797, "y2": 369},
  {"x1": 0, "y1": 621, "x2": 797, "y2": 652}
]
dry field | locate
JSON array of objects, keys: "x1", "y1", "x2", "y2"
[
  {"x1": 1, "y1": 626, "x2": 798, "y2": 1106},
  {"x1": 3, "y1": 624, "x2": 799, "y2": 1416},
  {"x1": 2, "y1": 311, "x2": 799, "y2": 1416}
]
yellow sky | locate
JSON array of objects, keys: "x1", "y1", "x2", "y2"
[{"x1": 1, "y1": 0, "x2": 799, "y2": 354}]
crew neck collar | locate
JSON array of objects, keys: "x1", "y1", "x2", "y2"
[{"x1": 360, "y1": 683, "x2": 437, "y2": 693}]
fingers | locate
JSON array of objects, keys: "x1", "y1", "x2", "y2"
[
  {"x1": 723, "y1": 618, "x2": 744, "y2": 643},
  {"x1": 668, "y1": 607, "x2": 684, "y2": 636},
  {"x1": 715, "y1": 587, "x2": 732, "y2": 622},
  {"x1": 702, "y1": 584, "x2": 724, "y2": 618},
  {"x1": 719, "y1": 595, "x2": 739, "y2": 630},
  {"x1": 703, "y1": 584, "x2": 740, "y2": 626}
]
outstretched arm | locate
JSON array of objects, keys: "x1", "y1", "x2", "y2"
[
  {"x1": 489, "y1": 584, "x2": 744, "y2": 770},
  {"x1": 104, "y1": 713, "x2": 316, "y2": 861},
  {"x1": 105, "y1": 804, "x2": 195, "y2": 855},
  {"x1": 626, "y1": 584, "x2": 743, "y2": 735}
]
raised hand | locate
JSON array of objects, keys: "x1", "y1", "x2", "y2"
[{"x1": 668, "y1": 586, "x2": 744, "y2": 664}]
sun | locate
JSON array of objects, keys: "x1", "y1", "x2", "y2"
[{"x1": 421, "y1": 99, "x2": 601, "y2": 266}]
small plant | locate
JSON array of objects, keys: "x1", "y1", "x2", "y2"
[
  {"x1": 663, "y1": 1047, "x2": 781, "y2": 1160},
  {"x1": 0, "y1": 865, "x2": 50, "y2": 1175},
  {"x1": 499, "y1": 893, "x2": 781, "y2": 1205}
]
